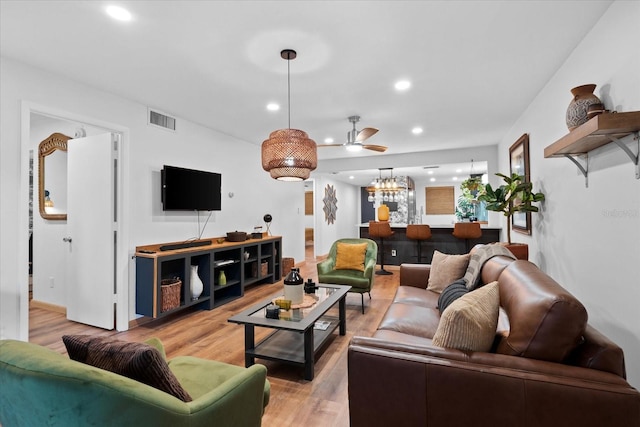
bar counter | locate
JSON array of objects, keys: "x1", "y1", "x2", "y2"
[{"x1": 359, "y1": 223, "x2": 501, "y2": 265}]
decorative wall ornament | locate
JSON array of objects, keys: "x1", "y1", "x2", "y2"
[{"x1": 322, "y1": 184, "x2": 337, "y2": 224}]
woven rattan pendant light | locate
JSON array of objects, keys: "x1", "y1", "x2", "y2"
[{"x1": 261, "y1": 49, "x2": 317, "y2": 181}]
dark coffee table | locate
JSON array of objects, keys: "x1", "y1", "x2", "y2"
[{"x1": 228, "y1": 284, "x2": 350, "y2": 380}]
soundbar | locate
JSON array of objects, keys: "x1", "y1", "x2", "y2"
[{"x1": 159, "y1": 240, "x2": 212, "y2": 251}]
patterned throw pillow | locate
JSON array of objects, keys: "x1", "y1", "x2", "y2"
[
  {"x1": 432, "y1": 281, "x2": 500, "y2": 352},
  {"x1": 437, "y1": 279, "x2": 469, "y2": 314},
  {"x1": 63, "y1": 335, "x2": 192, "y2": 402},
  {"x1": 426, "y1": 251, "x2": 471, "y2": 293},
  {"x1": 334, "y1": 242, "x2": 368, "y2": 272}
]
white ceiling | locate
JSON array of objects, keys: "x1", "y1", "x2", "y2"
[{"x1": 0, "y1": 1, "x2": 613, "y2": 186}]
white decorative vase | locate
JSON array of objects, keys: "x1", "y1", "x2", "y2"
[
  {"x1": 190, "y1": 265, "x2": 204, "y2": 300},
  {"x1": 283, "y1": 267, "x2": 304, "y2": 305}
]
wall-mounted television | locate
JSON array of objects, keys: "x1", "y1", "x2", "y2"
[{"x1": 161, "y1": 165, "x2": 221, "y2": 211}]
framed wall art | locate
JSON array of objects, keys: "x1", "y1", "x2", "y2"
[
  {"x1": 322, "y1": 184, "x2": 337, "y2": 224},
  {"x1": 509, "y1": 133, "x2": 531, "y2": 235}
]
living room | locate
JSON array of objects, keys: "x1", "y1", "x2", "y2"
[{"x1": 1, "y1": 1, "x2": 639, "y2": 424}]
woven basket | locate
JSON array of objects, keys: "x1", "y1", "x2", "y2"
[
  {"x1": 161, "y1": 278, "x2": 181, "y2": 312},
  {"x1": 282, "y1": 257, "x2": 294, "y2": 276}
]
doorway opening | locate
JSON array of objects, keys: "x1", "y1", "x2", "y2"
[{"x1": 22, "y1": 103, "x2": 130, "y2": 339}]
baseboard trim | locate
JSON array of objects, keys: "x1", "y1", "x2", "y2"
[
  {"x1": 129, "y1": 316, "x2": 154, "y2": 329},
  {"x1": 30, "y1": 299, "x2": 66, "y2": 315}
]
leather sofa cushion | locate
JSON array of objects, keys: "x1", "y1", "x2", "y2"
[
  {"x1": 393, "y1": 285, "x2": 439, "y2": 308},
  {"x1": 378, "y1": 302, "x2": 441, "y2": 339},
  {"x1": 495, "y1": 261, "x2": 587, "y2": 363},
  {"x1": 372, "y1": 329, "x2": 435, "y2": 347}
]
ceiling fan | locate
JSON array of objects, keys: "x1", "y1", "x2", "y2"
[{"x1": 321, "y1": 116, "x2": 387, "y2": 152}]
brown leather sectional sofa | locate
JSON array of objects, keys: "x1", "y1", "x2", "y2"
[{"x1": 348, "y1": 256, "x2": 640, "y2": 426}]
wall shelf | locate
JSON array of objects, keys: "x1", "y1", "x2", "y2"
[
  {"x1": 544, "y1": 111, "x2": 640, "y2": 187},
  {"x1": 135, "y1": 236, "x2": 282, "y2": 319}
]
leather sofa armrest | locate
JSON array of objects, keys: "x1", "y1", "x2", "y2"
[{"x1": 399, "y1": 263, "x2": 430, "y2": 288}]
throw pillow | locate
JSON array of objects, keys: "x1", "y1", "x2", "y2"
[
  {"x1": 427, "y1": 251, "x2": 471, "y2": 293},
  {"x1": 437, "y1": 279, "x2": 469, "y2": 314},
  {"x1": 432, "y1": 281, "x2": 500, "y2": 352},
  {"x1": 63, "y1": 335, "x2": 192, "y2": 402},
  {"x1": 334, "y1": 242, "x2": 368, "y2": 272}
]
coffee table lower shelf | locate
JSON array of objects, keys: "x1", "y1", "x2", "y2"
[
  {"x1": 248, "y1": 315, "x2": 340, "y2": 366},
  {"x1": 229, "y1": 284, "x2": 350, "y2": 381}
]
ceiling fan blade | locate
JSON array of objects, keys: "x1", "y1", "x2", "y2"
[
  {"x1": 363, "y1": 144, "x2": 388, "y2": 152},
  {"x1": 318, "y1": 143, "x2": 347, "y2": 148},
  {"x1": 356, "y1": 127, "x2": 379, "y2": 142}
]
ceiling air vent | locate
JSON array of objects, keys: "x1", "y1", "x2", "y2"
[{"x1": 148, "y1": 109, "x2": 176, "y2": 131}]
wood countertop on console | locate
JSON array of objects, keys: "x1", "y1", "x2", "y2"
[{"x1": 135, "y1": 235, "x2": 282, "y2": 257}]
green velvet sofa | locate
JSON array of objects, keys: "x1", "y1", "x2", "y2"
[{"x1": 0, "y1": 339, "x2": 270, "y2": 426}]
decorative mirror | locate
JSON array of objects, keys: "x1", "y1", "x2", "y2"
[{"x1": 38, "y1": 132, "x2": 70, "y2": 220}]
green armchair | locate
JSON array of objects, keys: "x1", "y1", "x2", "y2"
[
  {"x1": 0, "y1": 339, "x2": 270, "y2": 427},
  {"x1": 317, "y1": 238, "x2": 377, "y2": 313}
]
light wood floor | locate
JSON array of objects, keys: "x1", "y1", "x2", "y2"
[{"x1": 29, "y1": 243, "x2": 400, "y2": 427}]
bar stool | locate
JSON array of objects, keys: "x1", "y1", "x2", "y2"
[
  {"x1": 406, "y1": 224, "x2": 432, "y2": 263},
  {"x1": 452, "y1": 222, "x2": 482, "y2": 253},
  {"x1": 368, "y1": 220, "x2": 394, "y2": 275}
]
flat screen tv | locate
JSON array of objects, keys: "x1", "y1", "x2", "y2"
[{"x1": 161, "y1": 165, "x2": 221, "y2": 211}]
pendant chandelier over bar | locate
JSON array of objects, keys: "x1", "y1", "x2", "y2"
[
  {"x1": 367, "y1": 168, "x2": 404, "y2": 202},
  {"x1": 261, "y1": 49, "x2": 317, "y2": 181}
]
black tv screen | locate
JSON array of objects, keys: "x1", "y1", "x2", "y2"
[{"x1": 161, "y1": 165, "x2": 221, "y2": 211}]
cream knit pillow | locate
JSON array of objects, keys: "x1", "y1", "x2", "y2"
[
  {"x1": 427, "y1": 251, "x2": 470, "y2": 293},
  {"x1": 432, "y1": 281, "x2": 500, "y2": 352}
]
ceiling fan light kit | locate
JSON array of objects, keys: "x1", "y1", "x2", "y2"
[
  {"x1": 261, "y1": 49, "x2": 317, "y2": 181},
  {"x1": 320, "y1": 115, "x2": 388, "y2": 153}
]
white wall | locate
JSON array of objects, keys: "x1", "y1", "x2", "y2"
[
  {"x1": 312, "y1": 176, "x2": 361, "y2": 258},
  {"x1": 496, "y1": 1, "x2": 640, "y2": 387},
  {"x1": 0, "y1": 57, "x2": 306, "y2": 340}
]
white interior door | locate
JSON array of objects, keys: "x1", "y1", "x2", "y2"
[{"x1": 66, "y1": 133, "x2": 116, "y2": 329}]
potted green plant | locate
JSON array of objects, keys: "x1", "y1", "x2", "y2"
[
  {"x1": 455, "y1": 195, "x2": 475, "y2": 221},
  {"x1": 478, "y1": 173, "x2": 545, "y2": 259},
  {"x1": 459, "y1": 176, "x2": 485, "y2": 201}
]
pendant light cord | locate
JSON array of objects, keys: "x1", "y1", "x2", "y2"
[{"x1": 287, "y1": 52, "x2": 291, "y2": 129}]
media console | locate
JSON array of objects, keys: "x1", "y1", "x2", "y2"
[{"x1": 135, "y1": 236, "x2": 282, "y2": 319}]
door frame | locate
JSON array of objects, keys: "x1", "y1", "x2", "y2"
[{"x1": 20, "y1": 101, "x2": 131, "y2": 336}]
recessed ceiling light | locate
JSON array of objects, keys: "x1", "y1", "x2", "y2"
[
  {"x1": 430, "y1": 177, "x2": 436, "y2": 182},
  {"x1": 412, "y1": 127, "x2": 423, "y2": 135},
  {"x1": 106, "y1": 5, "x2": 132, "y2": 21},
  {"x1": 452, "y1": 177, "x2": 458, "y2": 181},
  {"x1": 324, "y1": 137, "x2": 334, "y2": 144},
  {"x1": 427, "y1": 170, "x2": 434, "y2": 175},
  {"x1": 266, "y1": 103, "x2": 280, "y2": 111},
  {"x1": 394, "y1": 80, "x2": 411, "y2": 91},
  {"x1": 456, "y1": 168, "x2": 462, "y2": 173},
  {"x1": 349, "y1": 175, "x2": 355, "y2": 180}
]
